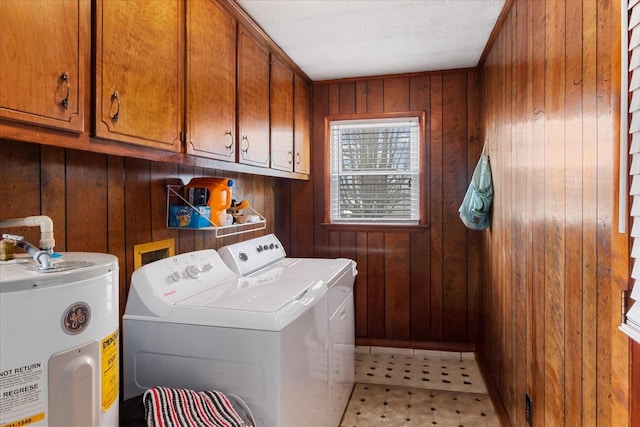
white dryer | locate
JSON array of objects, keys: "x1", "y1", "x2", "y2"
[
  {"x1": 218, "y1": 234, "x2": 357, "y2": 427},
  {"x1": 0, "y1": 252, "x2": 119, "y2": 427},
  {"x1": 122, "y1": 249, "x2": 329, "y2": 427}
]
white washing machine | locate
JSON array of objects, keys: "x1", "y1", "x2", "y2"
[
  {"x1": 122, "y1": 248, "x2": 329, "y2": 427},
  {"x1": 0, "y1": 252, "x2": 120, "y2": 427},
  {"x1": 218, "y1": 234, "x2": 357, "y2": 427}
]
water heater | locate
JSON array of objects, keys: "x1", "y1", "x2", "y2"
[{"x1": 0, "y1": 252, "x2": 119, "y2": 426}]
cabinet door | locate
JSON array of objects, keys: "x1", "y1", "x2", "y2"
[
  {"x1": 294, "y1": 76, "x2": 311, "y2": 174},
  {"x1": 186, "y1": 0, "x2": 236, "y2": 161},
  {"x1": 0, "y1": 0, "x2": 86, "y2": 132},
  {"x1": 237, "y1": 28, "x2": 270, "y2": 168},
  {"x1": 270, "y1": 57, "x2": 294, "y2": 172},
  {"x1": 95, "y1": 0, "x2": 183, "y2": 151}
]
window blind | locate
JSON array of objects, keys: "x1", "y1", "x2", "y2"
[
  {"x1": 330, "y1": 118, "x2": 420, "y2": 223},
  {"x1": 621, "y1": 0, "x2": 640, "y2": 344}
]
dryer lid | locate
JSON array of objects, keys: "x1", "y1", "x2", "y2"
[{"x1": 252, "y1": 258, "x2": 353, "y2": 286}]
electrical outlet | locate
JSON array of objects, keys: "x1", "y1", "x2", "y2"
[{"x1": 525, "y1": 393, "x2": 532, "y2": 425}]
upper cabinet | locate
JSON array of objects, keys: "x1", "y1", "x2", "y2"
[
  {"x1": 270, "y1": 57, "x2": 294, "y2": 172},
  {"x1": 94, "y1": 0, "x2": 183, "y2": 151},
  {"x1": 237, "y1": 28, "x2": 270, "y2": 168},
  {"x1": 0, "y1": 0, "x2": 311, "y2": 179},
  {"x1": 294, "y1": 76, "x2": 311, "y2": 174},
  {"x1": 185, "y1": 0, "x2": 236, "y2": 161},
  {"x1": 0, "y1": 0, "x2": 87, "y2": 132}
]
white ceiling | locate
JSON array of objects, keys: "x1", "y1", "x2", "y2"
[{"x1": 235, "y1": 0, "x2": 506, "y2": 81}]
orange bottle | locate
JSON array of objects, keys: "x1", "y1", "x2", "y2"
[{"x1": 184, "y1": 178, "x2": 233, "y2": 226}]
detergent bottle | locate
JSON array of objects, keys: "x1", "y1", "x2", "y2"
[{"x1": 184, "y1": 177, "x2": 233, "y2": 226}]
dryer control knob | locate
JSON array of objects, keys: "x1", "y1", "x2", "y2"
[
  {"x1": 169, "y1": 271, "x2": 182, "y2": 282},
  {"x1": 186, "y1": 265, "x2": 201, "y2": 279},
  {"x1": 202, "y1": 263, "x2": 213, "y2": 272}
]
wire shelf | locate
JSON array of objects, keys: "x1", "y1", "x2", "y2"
[{"x1": 166, "y1": 184, "x2": 266, "y2": 238}]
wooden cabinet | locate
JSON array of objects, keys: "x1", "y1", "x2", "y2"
[
  {"x1": 0, "y1": 0, "x2": 309, "y2": 179},
  {"x1": 185, "y1": 0, "x2": 236, "y2": 161},
  {"x1": 237, "y1": 28, "x2": 270, "y2": 168},
  {"x1": 0, "y1": 0, "x2": 87, "y2": 132},
  {"x1": 294, "y1": 76, "x2": 311, "y2": 174},
  {"x1": 270, "y1": 57, "x2": 294, "y2": 172},
  {"x1": 94, "y1": 0, "x2": 183, "y2": 151}
]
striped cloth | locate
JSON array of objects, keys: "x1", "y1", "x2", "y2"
[{"x1": 143, "y1": 387, "x2": 252, "y2": 427}]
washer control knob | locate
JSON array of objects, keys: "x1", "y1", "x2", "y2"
[
  {"x1": 202, "y1": 263, "x2": 213, "y2": 272},
  {"x1": 239, "y1": 251, "x2": 249, "y2": 262},
  {"x1": 269, "y1": 243, "x2": 275, "y2": 249},
  {"x1": 257, "y1": 246, "x2": 263, "y2": 253},
  {"x1": 185, "y1": 265, "x2": 201, "y2": 279},
  {"x1": 169, "y1": 271, "x2": 182, "y2": 282},
  {"x1": 263, "y1": 244, "x2": 269, "y2": 251}
]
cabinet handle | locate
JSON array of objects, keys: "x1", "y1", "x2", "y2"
[
  {"x1": 59, "y1": 72, "x2": 70, "y2": 110},
  {"x1": 287, "y1": 151, "x2": 293, "y2": 164},
  {"x1": 296, "y1": 152, "x2": 301, "y2": 165},
  {"x1": 224, "y1": 131, "x2": 234, "y2": 151},
  {"x1": 241, "y1": 136, "x2": 249, "y2": 154},
  {"x1": 110, "y1": 91, "x2": 120, "y2": 123}
]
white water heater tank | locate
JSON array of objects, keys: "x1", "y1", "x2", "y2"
[{"x1": 0, "y1": 252, "x2": 119, "y2": 427}]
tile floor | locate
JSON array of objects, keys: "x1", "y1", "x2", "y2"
[{"x1": 339, "y1": 347, "x2": 500, "y2": 427}]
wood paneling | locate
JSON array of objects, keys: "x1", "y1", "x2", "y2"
[
  {"x1": 0, "y1": 139, "x2": 276, "y2": 320},
  {"x1": 2, "y1": 1, "x2": 633, "y2": 423},
  {"x1": 281, "y1": 70, "x2": 482, "y2": 345},
  {"x1": 479, "y1": 0, "x2": 628, "y2": 425}
]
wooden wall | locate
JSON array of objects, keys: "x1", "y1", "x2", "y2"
[
  {"x1": 0, "y1": 139, "x2": 275, "y2": 319},
  {"x1": 4, "y1": 2, "x2": 636, "y2": 424},
  {"x1": 479, "y1": 0, "x2": 630, "y2": 425},
  {"x1": 277, "y1": 70, "x2": 483, "y2": 346}
]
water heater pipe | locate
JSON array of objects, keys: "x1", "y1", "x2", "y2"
[{"x1": 0, "y1": 215, "x2": 55, "y2": 250}]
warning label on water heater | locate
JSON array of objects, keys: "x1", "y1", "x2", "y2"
[
  {"x1": 0, "y1": 361, "x2": 45, "y2": 426},
  {"x1": 101, "y1": 329, "x2": 119, "y2": 411}
]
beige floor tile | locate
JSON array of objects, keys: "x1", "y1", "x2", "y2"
[
  {"x1": 355, "y1": 352, "x2": 487, "y2": 394},
  {"x1": 341, "y1": 352, "x2": 499, "y2": 427},
  {"x1": 413, "y1": 349, "x2": 444, "y2": 359},
  {"x1": 355, "y1": 346, "x2": 371, "y2": 354},
  {"x1": 370, "y1": 346, "x2": 414, "y2": 356}
]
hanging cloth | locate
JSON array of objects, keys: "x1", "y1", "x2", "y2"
[{"x1": 459, "y1": 140, "x2": 493, "y2": 230}]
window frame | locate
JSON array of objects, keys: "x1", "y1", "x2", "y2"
[{"x1": 322, "y1": 111, "x2": 429, "y2": 232}]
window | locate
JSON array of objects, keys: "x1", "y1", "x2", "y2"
[
  {"x1": 621, "y1": 0, "x2": 640, "y2": 343},
  {"x1": 326, "y1": 112, "x2": 426, "y2": 227}
]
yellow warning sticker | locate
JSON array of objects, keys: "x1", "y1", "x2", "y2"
[
  {"x1": 101, "y1": 329, "x2": 119, "y2": 411},
  {"x1": 1, "y1": 412, "x2": 45, "y2": 427}
]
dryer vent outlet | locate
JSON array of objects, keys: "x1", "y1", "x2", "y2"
[{"x1": 525, "y1": 393, "x2": 532, "y2": 425}]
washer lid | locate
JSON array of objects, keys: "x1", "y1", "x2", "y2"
[
  {"x1": 176, "y1": 276, "x2": 321, "y2": 312},
  {"x1": 128, "y1": 278, "x2": 327, "y2": 331}
]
